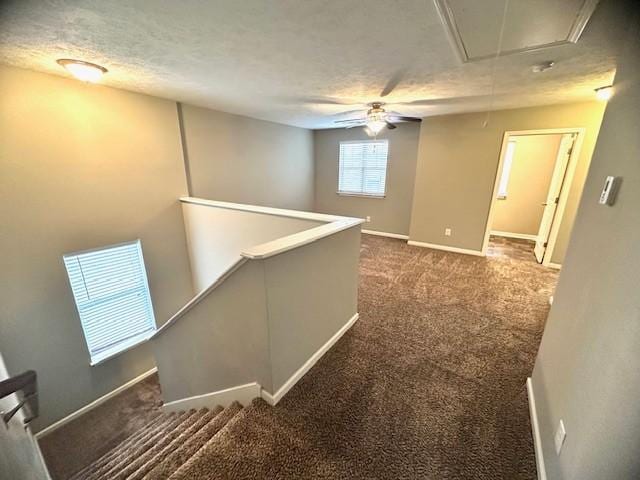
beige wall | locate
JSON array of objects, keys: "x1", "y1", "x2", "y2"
[
  {"x1": 531, "y1": 13, "x2": 640, "y2": 480},
  {"x1": 153, "y1": 225, "x2": 361, "y2": 401},
  {"x1": 0, "y1": 65, "x2": 194, "y2": 431},
  {"x1": 492, "y1": 134, "x2": 563, "y2": 236},
  {"x1": 409, "y1": 102, "x2": 606, "y2": 262},
  {"x1": 154, "y1": 259, "x2": 273, "y2": 400},
  {"x1": 181, "y1": 104, "x2": 314, "y2": 211},
  {"x1": 182, "y1": 202, "x2": 322, "y2": 292},
  {"x1": 264, "y1": 226, "x2": 360, "y2": 390},
  {"x1": 314, "y1": 124, "x2": 420, "y2": 235}
]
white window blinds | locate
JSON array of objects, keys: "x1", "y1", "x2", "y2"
[
  {"x1": 338, "y1": 140, "x2": 389, "y2": 197},
  {"x1": 63, "y1": 240, "x2": 156, "y2": 365}
]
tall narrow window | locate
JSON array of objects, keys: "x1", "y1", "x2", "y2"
[
  {"x1": 338, "y1": 140, "x2": 389, "y2": 197},
  {"x1": 497, "y1": 140, "x2": 517, "y2": 199},
  {"x1": 63, "y1": 240, "x2": 156, "y2": 365}
]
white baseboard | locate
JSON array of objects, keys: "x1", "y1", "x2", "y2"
[
  {"x1": 527, "y1": 378, "x2": 547, "y2": 480},
  {"x1": 546, "y1": 262, "x2": 562, "y2": 270},
  {"x1": 490, "y1": 230, "x2": 537, "y2": 241},
  {"x1": 35, "y1": 367, "x2": 158, "y2": 439},
  {"x1": 261, "y1": 312, "x2": 359, "y2": 406},
  {"x1": 361, "y1": 229, "x2": 409, "y2": 240},
  {"x1": 407, "y1": 240, "x2": 485, "y2": 257},
  {"x1": 163, "y1": 382, "x2": 261, "y2": 412}
]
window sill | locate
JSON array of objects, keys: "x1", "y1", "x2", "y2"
[
  {"x1": 336, "y1": 192, "x2": 386, "y2": 199},
  {"x1": 90, "y1": 330, "x2": 156, "y2": 366}
]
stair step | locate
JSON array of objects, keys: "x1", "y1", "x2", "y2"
[
  {"x1": 125, "y1": 407, "x2": 219, "y2": 480},
  {"x1": 144, "y1": 404, "x2": 230, "y2": 480},
  {"x1": 166, "y1": 401, "x2": 251, "y2": 480},
  {"x1": 147, "y1": 402, "x2": 243, "y2": 480},
  {"x1": 68, "y1": 413, "x2": 169, "y2": 480},
  {"x1": 109, "y1": 408, "x2": 208, "y2": 480},
  {"x1": 86, "y1": 410, "x2": 194, "y2": 480},
  {"x1": 66, "y1": 400, "x2": 251, "y2": 480}
]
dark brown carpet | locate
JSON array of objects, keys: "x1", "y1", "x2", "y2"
[
  {"x1": 42, "y1": 235, "x2": 558, "y2": 479},
  {"x1": 169, "y1": 235, "x2": 558, "y2": 479},
  {"x1": 39, "y1": 374, "x2": 163, "y2": 480}
]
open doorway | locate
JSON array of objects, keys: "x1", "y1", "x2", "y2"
[{"x1": 482, "y1": 128, "x2": 586, "y2": 268}]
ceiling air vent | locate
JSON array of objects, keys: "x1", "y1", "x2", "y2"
[{"x1": 434, "y1": 0, "x2": 599, "y2": 62}]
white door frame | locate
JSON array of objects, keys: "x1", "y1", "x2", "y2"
[{"x1": 481, "y1": 127, "x2": 586, "y2": 267}]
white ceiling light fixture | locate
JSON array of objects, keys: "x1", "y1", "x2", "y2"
[
  {"x1": 594, "y1": 85, "x2": 613, "y2": 101},
  {"x1": 366, "y1": 111, "x2": 388, "y2": 136},
  {"x1": 532, "y1": 61, "x2": 555, "y2": 73},
  {"x1": 56, "y1": 59, "x2": 108, "y2": 83}
]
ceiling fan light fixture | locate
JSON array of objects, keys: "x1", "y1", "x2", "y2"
[
  {"x1": 366, "y1": 119, "x2": 387, "y2": 135},
  {"x1": 56, "y1": 59, "x2": 108, "y2": 83},
  {"x1": 366, "y1": 109, "x2": 387, "y2": 135}
]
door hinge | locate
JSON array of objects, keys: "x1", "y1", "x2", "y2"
[
  {"x1": 543, "y1": 242, "x2": 548, "y2": 248},
  {"x1": 555, "y1": 197, "x2": 560, "y2": 204}
]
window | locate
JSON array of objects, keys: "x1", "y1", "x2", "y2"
[
  {"x1": 338, "y1": 140, "x2": 389, "y2": 197},
  {"x1": 63, "y1": 240, "x2": 156, "y2": 365},
  {"x1": 497, "y1": 140, "x2": 517, "y2": 199}
]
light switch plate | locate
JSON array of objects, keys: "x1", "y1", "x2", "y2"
[{"x1": 554, "y1": 419, "x2": 566, "y2": 455}]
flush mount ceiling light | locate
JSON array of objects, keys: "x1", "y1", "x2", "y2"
[
  {"x1": 56, "y1": 59, "x2": 108, "y2": 83},
  {"x1": 532, "y1": 61, "x2": 555, "y2": 73},
  {"x1": 595, "y1": 86, "x2": 613, "y2": 101}
]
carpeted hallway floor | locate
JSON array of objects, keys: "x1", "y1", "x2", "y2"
[{"x1": 42, "y1": 235, "x2": 558, "y2": 479}]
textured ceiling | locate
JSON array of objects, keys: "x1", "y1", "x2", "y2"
[{"x1": 0, "y1": 0, "x2": 627, "y2": 129}]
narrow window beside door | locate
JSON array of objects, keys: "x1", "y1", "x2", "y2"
[
  {"x1": 338, "y1": 140, "x2": 389, "y2": 197},
  {"x1": 63, "y1": 240, "x2": 156, "y2": 365},
  {"x1": 497, "y1": 140, "x2": 517, "y2": 199}
]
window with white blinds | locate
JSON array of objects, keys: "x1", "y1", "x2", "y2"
[
  {"x1": 338, "y1": 140, "x2": 389, "y2": 197},
  {"x1": 63, "y1": 240, "x2": 156, "y2": 365}
]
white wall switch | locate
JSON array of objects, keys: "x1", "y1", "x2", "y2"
[
  {"x1": 445, "y1": 228, "x2": 452, "y2": 236},
  {"x1": 599, "y1": 175, "x2": 621, "y2": 205},
  {"x1": 554, "y1": 419, "x2": 567, "y2": 455},
  {"x1": 366, "y1": 216, "x2": 371, "y2": 222}
]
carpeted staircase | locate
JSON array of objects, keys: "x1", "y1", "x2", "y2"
[{"x1": 69, "y1": 401, "x2": 244, "y2": 480}]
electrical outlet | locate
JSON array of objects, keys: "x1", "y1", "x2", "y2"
[
  {"x1": 444, "y1": 228, "x2": 452, "y2": 236},
  {"x1": 366, "y1": 216, "x2": 371, "y2": 223},
  {"x1": 554, "y1": 420, "x2": 566, "y2": 455}
]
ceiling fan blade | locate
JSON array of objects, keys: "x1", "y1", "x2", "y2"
[
  {"x1": 334, "y1": 118, "x2": 366, "y2": 124},
  {"x1": 389, "y1": 115, "x2": 422, "y2": 122},
  {"x1": 385, "y1": 120, "x2": 397, "y2": 130},
  {"x1": 335, "y1": 109, "x2": 366, "y2": 117},
  {"x1": 380, "y1": 68, "x2": 407, "y2": 98},
  {"x1": 346, "y1": 124, "x2": 365, "y2": 129}
]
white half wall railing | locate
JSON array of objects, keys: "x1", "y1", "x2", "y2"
[{"x1": 151, "y1": 197, "x2": 363, "y2": 410}]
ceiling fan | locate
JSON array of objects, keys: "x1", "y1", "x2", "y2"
[{"x1": 334, "y1": 102, "x2": 421, "y2": 135}]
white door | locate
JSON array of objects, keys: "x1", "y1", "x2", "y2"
[{"x1": 534, "y1": 133, "x2": 576, "y2": 263}]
